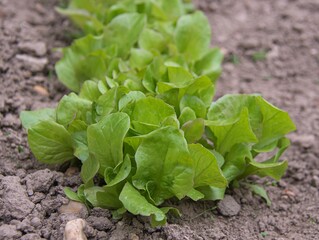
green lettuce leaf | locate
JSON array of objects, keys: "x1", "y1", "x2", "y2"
[
  {"x1": 206, "y1": 108, "x2": 258, "y2": 155},
  {"x1": 64, "y1": 187, "x2": 82, "y2": 202},
  {"x1": 103, "y1": 13, "x2": 145, "y2": 57},
  {"x1": 124, "y1": 97, "x2": 177, "y2": 135},
  {"x1": 87, "y1": 112, "x2": 130, "y2": 173},
  {"x1": 189, "y1": 144, "x2": 227, "y2": 188},
  {"x1": 182, "y1": 118, "x2": 205, "y2": 143},
  {"x1": 20, "y1": 108, "x2": 56, "y2": 129},
  {"x1": 118, "y1": 91, "x2": 145, "y2": 110},
  {"x1": 119, "y1": 182, "x2": 166, "y2": 226},
  {"x1": 194, "y1": 48, "x2": 223, "y2": 83},
  {"x1": 79, "y1": 80, "x2": 102, "y2": 101},
  {"x1": 221, "y1": 144, "x2": 252, "y2": 182},
  {"x1": 151, "y1": 0, "x2": 184, "y2": 21},
  {"x1": 95, "y1": 87, "x2": 128, "y2": 118},
  {"x1": 105, "y1": 154, "x2": 131, "y2": 186},
  {"x1": 132, "y1": 127, "x2": 194, "y2": 205},
  {"x1": 138, "y1": 28, "x2": 166, "y2": 53},
  {"x1": 174, "y1": 11, "x2": 211, "y2": 61},
  {"x1": 55, "y1": 35, "x2": 106, "y2": 92},
  {"x1": 187, "y1": 188, "x2": 205, "y2": 201},
  {"x1": 196, "y1": 186, "x2": 225, "y2": 201},
  {"x1": 178, "y1": 107, "x2": 197, "y2": 126},
  {"x1": 129, "y1": 48, "x2": 153, "y2": 70},
  {"x1": 27, "y1": 120, "x2": 74, "y2": 164},
  {"x1": 56, "y1": 7, "x2": 104, "y2": 34},
  {"x1": 81, "y1": 155, "x2": 100, "y2": 183},
  {"x1": 182, "y1": 75, "x2": 215, "y2": 107},
  {"x1": 207, "y1": 94, "x2": 296, "y2": 152},
  {"x1": 241, "y1": 160, "x2": 288, "y2": 181},
  {"x1": 56, "y1": 93, "x2": 92, "y2": 127},
  {"x1": 247, "y1": 184, "x2": 272, "y2": 206},
  {"x1": 180, "y1": 95, "x2": 206, "y2": 118},
  {"x1": 95, "y1": 184, "x2": 124, "y2": 209},
  {"x1": 70, "y1": 124, "x2": 89, "y2": 162}
]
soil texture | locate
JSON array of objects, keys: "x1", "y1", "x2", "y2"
[{"x1": 0, "y1": 0, "x2": 319, "y2": 239}]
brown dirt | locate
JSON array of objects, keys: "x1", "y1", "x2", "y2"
[{"x1": 0, "y1": 0, "x2": 318, "y2": 239}]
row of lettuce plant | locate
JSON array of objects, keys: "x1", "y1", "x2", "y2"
[{"x1": 20, "y1": 0, "x2": 296, "y2": 226}]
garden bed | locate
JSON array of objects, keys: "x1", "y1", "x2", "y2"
[{"x1": 0, "y1": 0, "x2": 318, "y2": 239}]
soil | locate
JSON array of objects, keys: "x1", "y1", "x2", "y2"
[{"x1": 0, "y1": 0, "x2": 318, "y2": 239}]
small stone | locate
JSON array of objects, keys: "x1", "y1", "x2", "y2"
[
  {"x1": 0, "y1": 224, "x2": 22, "y2": 239},
  {"x1": 63, "y1": 218, "x2": 87, "y2": 240},
  {"x1": 268, "y1": 45, "x2": 280, "y2": 59},
  {"x1": 33, "y1": 85, "x2": 49, "y2": 96},
  {"x1": 217, "y1": 195, "x2": 241, "y2": 217},
  {"x1": 18, "y1": 41, "x2": 47, "y2": 56},
  {"x1": 16, "y1": 54, "x2": 48, "y2": 72},
  {"x1": 59, "y1": 201, "x2": 89, "y2": 218},
  {"x1": 282, "y1": 189, "x2": 296, "y2": 198},
  {"x1": 220, "y1": 47, "x2": 229, "y2": 56}
]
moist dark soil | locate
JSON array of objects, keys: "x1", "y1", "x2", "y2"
[{"x1": 1, "y1": 0, "x2": 318, "y2": 239}]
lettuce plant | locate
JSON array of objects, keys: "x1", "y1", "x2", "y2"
[
  {"x1": 56, "y1": 0, "x2": 222, "y2": 92},
  {"x1": 56, "y1": 0, "x2": 195, "y2": 35},
  {"x1": 20, "y1": 79, "x2": 295, "y2": 226},
  {"x1": 20, "y1": 0, "x2": 296, "y2": 226}
]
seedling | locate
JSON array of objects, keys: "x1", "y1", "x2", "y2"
[
  {"x1": 17, "y1": 145, "x2": 24, "y2": 153},
  {"x1": 252, "y1": 50, "x2": 267, "y2": 62},
  {"x1": 230, "y1": 54, "x2": 240, "y2": 65}
]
